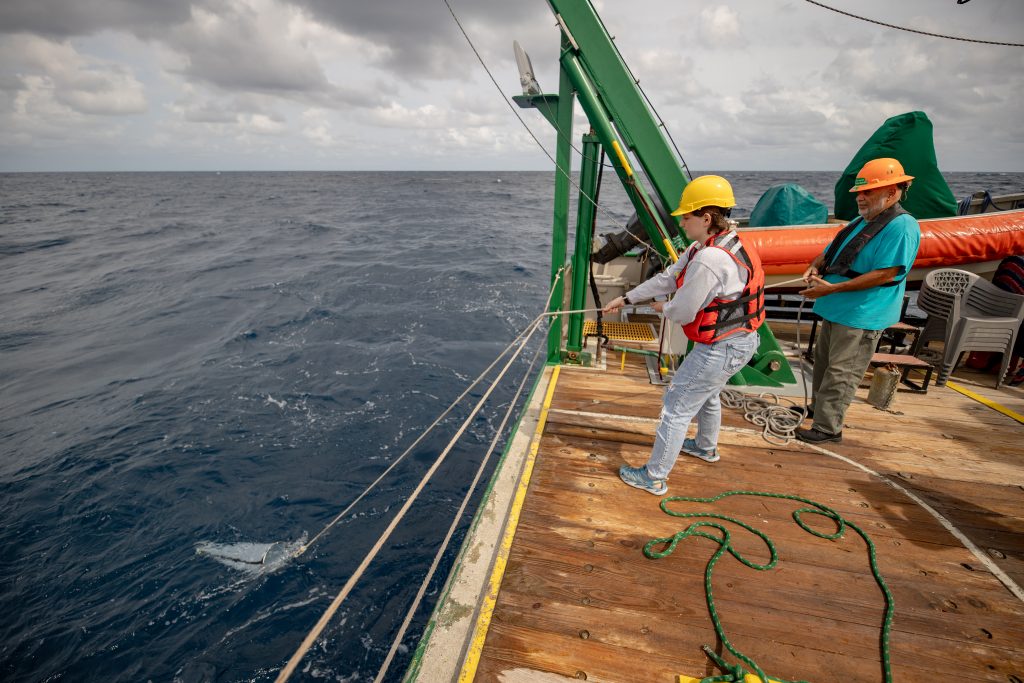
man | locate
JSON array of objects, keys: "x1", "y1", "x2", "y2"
[{"x1": 796, "y1": 158, "x2": 921, "y2": 444}]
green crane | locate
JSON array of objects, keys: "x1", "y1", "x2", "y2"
[{"x1": 518, "y1": 0, "x2": 795, "y2": 386}]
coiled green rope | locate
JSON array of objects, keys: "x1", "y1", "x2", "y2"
[{"x1": 644, "y1": 490, "x2": 894, "y2": 683}]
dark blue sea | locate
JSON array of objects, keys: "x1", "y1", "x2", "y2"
[{"x1": 1, "y1": 170, "x2": 1020, "y2": 682}]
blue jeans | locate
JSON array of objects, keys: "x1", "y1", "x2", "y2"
[{"x1": 645, "y1": 331, "x2": 760, "y2": 479}]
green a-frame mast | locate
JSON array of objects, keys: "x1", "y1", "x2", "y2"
[{"x1": 518, "y1": 0, "x2": 794, "y2": 386}]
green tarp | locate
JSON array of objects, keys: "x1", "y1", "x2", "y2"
[
  {"x1": 834, "y1": 111, "x2": 957, "y2": 221},
  {"x1": 749, "y1": 183, "x2": 828, "y2": 227}
]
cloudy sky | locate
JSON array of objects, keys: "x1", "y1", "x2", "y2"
[{"x1": 1, "y1": 0, "x2": 1021, "y2": 172}]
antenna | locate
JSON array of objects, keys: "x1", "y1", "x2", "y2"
[{"x1": 513, "y1": 40, "x2": 541, "y2": 95}]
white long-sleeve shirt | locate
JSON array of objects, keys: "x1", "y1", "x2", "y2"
[{"x1": 626, "y1": 239, "x2": 750, "y2": 326}]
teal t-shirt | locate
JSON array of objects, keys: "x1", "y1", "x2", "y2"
[{"x1": 812, "y1": 212, "x2": 921, "y2": 330}]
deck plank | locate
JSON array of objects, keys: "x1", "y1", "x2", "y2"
[{"x1": 471, "y1": 349, "x2": 1024, "y2": 682}]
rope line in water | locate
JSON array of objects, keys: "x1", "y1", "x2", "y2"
[
  {"x1": 372, "y1": 344, "x2": 545, "y2": 683},
  {"x1": 276, "y1": 316, "x2": 547, "y2": 682},
  {"x1": 296, "y1": 270, "x2": 565, "y2": 559},
  {"x1": 646, "y1": 490, "x2": 894, "y2": 683},
  {"x1": 275, "y1": 271, "x2": 566, "y2": 682},
  {"x1": 804, "y1": 0, "x2": 1024, "y2": 47}
]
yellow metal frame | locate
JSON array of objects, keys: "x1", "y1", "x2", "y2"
[{"x1": 582, "y1": 320, "x2": 656, "y2": 342}]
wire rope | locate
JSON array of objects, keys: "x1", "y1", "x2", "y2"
[
  {"x1": 804, "y1": 0, "x2": 1024, "y2": 47},
  {"x1": 441, "y1": 0, "x2": 671, "y2": 265}
]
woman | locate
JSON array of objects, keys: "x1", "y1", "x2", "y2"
[{"x1": 603, "y1": 175, "x2": 765, "y2": 495}]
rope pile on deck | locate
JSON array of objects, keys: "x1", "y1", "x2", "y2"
[{"x1": 646, "y1": 491, "x2": 894, "y2": 683}]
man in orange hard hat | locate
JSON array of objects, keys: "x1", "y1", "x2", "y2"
[{"x1": 796, "y1": 158, "x2": 921, "y2": 443}]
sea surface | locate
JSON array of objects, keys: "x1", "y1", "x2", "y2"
[{"x1": 1, "y1": 169, "x2": 1021, "y2": 682}]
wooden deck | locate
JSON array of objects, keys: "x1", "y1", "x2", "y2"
[{"x1": 467, "y1": 345, "x2": 1024, "y2": 682}]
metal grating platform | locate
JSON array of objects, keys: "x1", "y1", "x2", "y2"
[{"x1": 583, "y1": 320, "x2": 656, "y2": 342}]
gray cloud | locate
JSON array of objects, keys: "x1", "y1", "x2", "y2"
[
  {"x1": 292, "y1": 0, "x2": 553, "y2": 79},
  {"x1": 0, "y1": 0, "x2": 1020, "y2": 171},
  {"x1": 0, "y1": 0, "x2": 193, "y2": 38}
]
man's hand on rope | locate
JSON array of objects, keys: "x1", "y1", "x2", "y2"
[{"x1": 799, "y1": 275, "x2": 835, "y2": 300}]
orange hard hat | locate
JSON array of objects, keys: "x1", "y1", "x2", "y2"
[{"x1": 849, "y1": 158, "x2": 914, "y2": 193}]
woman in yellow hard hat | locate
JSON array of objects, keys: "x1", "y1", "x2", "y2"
[
  {"x1": 796, "y1": 158, "x2": 921, "y2": 444},
  {"x1": 602, "y1": 175, "x2": 766, "y2": 495}
]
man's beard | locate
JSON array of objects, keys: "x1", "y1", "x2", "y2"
[{"x1": 857, "y1": 193, "x2": 890, "y2": 219}]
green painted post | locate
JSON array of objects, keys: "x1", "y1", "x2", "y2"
[
  {"x1": 565, "y1": 132, "x2": 602, "y2": 360},
  {"x1": 560, "y1": 52, "x2": 673, "y2": 260},
  {"x1": 545, "y1": 0, "x2": 688, "y2": 220},
  {"x1": 547, "y1": 38, "x2": 576, "y2": 364}
]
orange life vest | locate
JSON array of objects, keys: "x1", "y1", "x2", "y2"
[{"x1": 674, "y1": 230, "x2": 766, "y2": 343}]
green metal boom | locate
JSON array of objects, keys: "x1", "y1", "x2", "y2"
[{"x1": 519, "y1": 0, "x2": 795, "y2": 386}]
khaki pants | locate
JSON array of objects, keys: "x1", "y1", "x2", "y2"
[{"x1": 811, "y1": 321, "x2": 881, "y2": 435}]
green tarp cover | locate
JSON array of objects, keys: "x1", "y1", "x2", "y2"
[
  {"x1": 749, "y1": 183, "x2": 828, "y2": 227},
  {"x1": 834, "y1": 111, "x2": 957, "y2": 221}
]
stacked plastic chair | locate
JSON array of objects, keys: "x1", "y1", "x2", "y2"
[
  {"x1": 938, "y1": 277, "x2": 1024, "y2": 387},
  {"x1": 914, "y1": 269, "x2": 977, "y2": 357}
]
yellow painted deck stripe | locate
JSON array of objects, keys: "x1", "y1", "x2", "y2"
[
  {"x1": 946, "y1": 381, "x2": 1024, "y2": 424},
  {"x1": 457, "y1": 366, "x2": 561, "y2": 682}
]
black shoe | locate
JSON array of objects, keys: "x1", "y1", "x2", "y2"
[{"x1": 795, "y1": 427, "x2": 842, "y2": 444}]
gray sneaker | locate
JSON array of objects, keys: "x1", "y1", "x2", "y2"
[
  {"x1": 682, "y1": 437, "x2": 720, "y2": 463},
  {"x1": 619, "y1": 464, "x2": 667, "y2": 495}
]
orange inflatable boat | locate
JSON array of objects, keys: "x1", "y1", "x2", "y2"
[{"x1": 741, "y1": 208, "x2": 1024, "y2": 288}]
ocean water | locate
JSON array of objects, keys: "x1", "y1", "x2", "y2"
[{"x1": 1, "y1": 169, "x2": 1020, "y2": 682}]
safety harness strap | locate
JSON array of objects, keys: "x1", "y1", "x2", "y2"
[{"x1": 822, "y1": 205, "x2": 908, "y2": 288}]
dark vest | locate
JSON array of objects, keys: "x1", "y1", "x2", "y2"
[{"x1": 822, "y1": 204, "x2": 908, "y2": 287}]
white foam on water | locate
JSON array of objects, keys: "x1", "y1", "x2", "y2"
[{"x1": 195, "y1": 533, "x2": 307, "y2": 575}]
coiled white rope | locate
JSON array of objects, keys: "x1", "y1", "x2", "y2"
[{"x1": 721, "y1": 390, "x2": 808, "y2": 446}]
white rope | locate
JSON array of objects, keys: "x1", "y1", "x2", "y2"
[
  {"x1": 372, "y1": 345, "x2": 545, "y2": 683},
  {"x1": 721, "y1": 390, "x2": 807, "y2": 445},
  {"x1": 294, "y1": 271, "x2": 566, "y2": 560},
  {"x1": 275, "y1": 317, "x2": 546, "y2": 683},
  {"x1": 274, "y1": 271, "x2": 565, "y2": 682}
]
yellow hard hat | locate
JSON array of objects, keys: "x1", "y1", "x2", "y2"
[
  {"x1": 671, "y1": 175, "x2": 736, "y2": 216},
  {"x1": 849, "y1": 158, "x2": 914, "y2": 193}
]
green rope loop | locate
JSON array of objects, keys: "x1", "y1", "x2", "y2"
[{"x1": 644, "y1": 490, "x2": 894, "y2": 683}]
